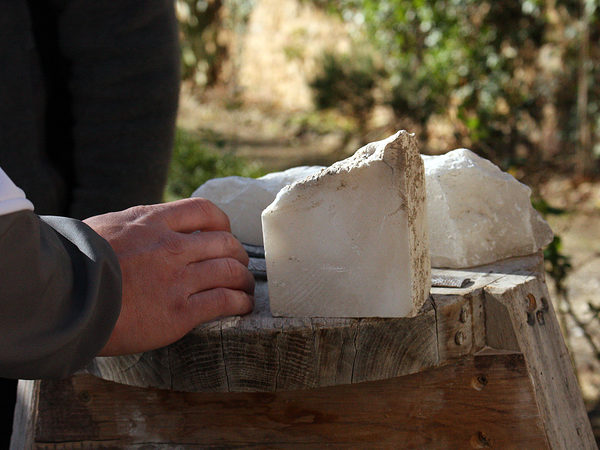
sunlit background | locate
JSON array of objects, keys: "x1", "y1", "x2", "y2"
[{"x1": 169, "y1": 0, "x2": 600, "y2": 438}]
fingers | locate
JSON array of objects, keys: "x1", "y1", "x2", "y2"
[
  {"x1": 158, "y1": 198, "x2": 231, "y2": 233},
  {"x1": 187, "y1": 288, "x2": 254, "y2": 324},
  {"x1": 180, "y1": 258, "x2": 255, "y2": 327},
  {"x1": 185, "y1": 258, "x2": 255, "y2": 296},
  {"x1": 185, "y1": 231, "x2": 249, "y2": 266},
  {"x1": 89, "y1": 197, "x2": 258, "y2": 357}
]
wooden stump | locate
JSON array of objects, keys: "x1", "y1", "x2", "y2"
[{"x1": 11, "y1": 253, "x2": 596, "y2": 449}]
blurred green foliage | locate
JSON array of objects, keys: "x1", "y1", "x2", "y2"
[
  {"x1": 177, "y1": 0, "x2": 226, "y2": 86},
  {"x1": 533, "y1": 197, "x2": 572, "y2": 292},
  {"x1": 544, "y1": 235, "x2": 573, "y2": 294},
  {"x1": 308, "y1": 0, "x2": 599, "y2": 172},
  {"x1": 286, "y1": 109, "x2": 357, "y2": 136},
  {"x1": 177, "y1": 0, "x2": 255, "y2": 87},
  {"x1": 310, "y1": 52, "x2": 380, "y2": 130},
  {"x1": 177, "y1": 0, "x2": 599, "y2": 173},
  {"x1": 165, "y1": 128, "x2": 264, "y2": 201}
]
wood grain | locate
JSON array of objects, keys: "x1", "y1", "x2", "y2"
[
  {"x1": 33, "y1": 353, "x2": 549, "y2": 449},
  {"x1": 484, "y1": 273, "x2": 596, "y2": 450},
  {"x1": 86, "y1": 288, "x2": 440, "y2": 392},
  {"x1": 86, "y1": 252, "x2": 537, "y2": 394},
  {"x1": 351, "y1": 309, "x2": 438, "y2": 383}
]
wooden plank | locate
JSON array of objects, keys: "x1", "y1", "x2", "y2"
[
  {"x1": 32, "y1": 353, "x2": 548, "y2": 448},
  {"x1": 430, "y1": 253, "x2": 542, "y2": 297},
  {"x1": 484, "y1": 293, "x2": 520, "y2": 352},
  {"x1": 21, "y1": 253, "x2": 594, "y2": 448},
  {"x1": 484, "y1": 272, "x2": 596, "y2": 449},
  {"x1": 76, "y1": 252, "x2": 594, "y2": 448},
  {"x1": 471, "y1": 292, "x2": 487, "y2": 350}
]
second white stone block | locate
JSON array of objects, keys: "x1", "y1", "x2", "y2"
[{"x1": 423, "y1": 149, "x2": 553, "y2": 268}]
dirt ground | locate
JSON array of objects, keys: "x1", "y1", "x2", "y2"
[{"x1": 179, "y1": 89, "x2": 600, "y2": 436}]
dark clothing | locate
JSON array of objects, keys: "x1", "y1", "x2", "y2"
[
  {"x1": 0, "y1": 208, "x2": 122, "y2": 445},
  {"x1": 0, "y1": 210, "x2": 121, "y2": 379},
  {"x1": 0, "y1": 0, "x2": 180, "y2": 218},
  {"x1": 0, "y1": 0, "x2": 180, "y2": 443}
]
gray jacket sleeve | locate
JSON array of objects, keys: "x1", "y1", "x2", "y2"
[{"x1": 0, "y1": 210, "x2": 121, "y2": 379}]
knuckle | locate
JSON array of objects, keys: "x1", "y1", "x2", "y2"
[
  {"x1": 127, "y1": 204, "x2": 151, "y2": 220},
  {"x1": 219, "y1": 232, "x2": 238, "y2": 254},
  {"x1": 171, "y1": 265, "x2": 188, "y2": 286},
  {"x1": 159, "y1": 232, "x2": 185, "y2": 255},
  {"x1": 203, "y1": 288, "x2": 253, "y2": 319},
  {"x1": 191, "y1": 198, "x2": 215, "y2": 217},
  {"x1": 214, "y1": 288, "x2": 250, "y2": 314},
  {"x1": 171, "y1": 294, "x2": 189, "y2": 317},
  {"x1": 214, "y1": 232, "x2": 248, "y2": 265},
  {"x1": 192, "y1": 198, "x2": 230, "y2": 230},
  {"x1": 222, "y1": 257, "x2": 243, "y2": 279},
  {"x1": 212, "y1": 287, "x2": 232, "y2": 311}
]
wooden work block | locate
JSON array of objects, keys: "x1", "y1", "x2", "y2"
[{"x1": 11, "y1": 254, "x2": 596, "y2": 448}]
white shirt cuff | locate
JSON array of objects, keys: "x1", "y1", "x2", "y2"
[{"x1": 0, "y1": 167, "x2": 34, "y2": 216}]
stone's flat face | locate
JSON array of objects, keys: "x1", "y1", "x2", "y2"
[
  {"x1": 262, "y1": 131, "x2": 431, "y2": 318},
  {"x1": 422, "y1": 149, "x2": 553, "y2": 268},
  {"x1": 191, "y1": 166, "x2": 323, "y2": 246}
]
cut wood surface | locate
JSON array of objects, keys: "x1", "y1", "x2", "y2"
[{"x1": 86, "y1": 254, "x2": 542, "y2": 393}]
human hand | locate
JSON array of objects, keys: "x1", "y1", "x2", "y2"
[{"x1": 84, "y1": 198, "x2": 255, "y2": 356}]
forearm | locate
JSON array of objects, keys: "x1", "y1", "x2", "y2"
[{"x1": 0, "y1": 211, "x2": 121, "y2": 379}]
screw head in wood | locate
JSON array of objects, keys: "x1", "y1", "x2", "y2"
[
  {"x1": 526, "y1": 293, "x2": 537, "y2": 312},
  {"x1": 526, "y1": 311, "x2": 536, "y2": 326},
  {"x1": 78, "y1": 391, "x2": 91, "y2": 403},
  {"x1": 459, "y1": 305, "x2": 468, "y2": 323},
  {"x1": 471, "y1": 375, "x2": 488, "y2": 391},
  {"x1": 470, "y1": 431, "x2": 491, "y2": 448},
  {"x1": 454, "y1": 330, "x2": 466, "y2": 346},
  {"x1": 536, "y1": 310, "x2": 545, "y2": 325}
]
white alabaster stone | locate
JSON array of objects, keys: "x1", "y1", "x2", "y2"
[
  {"x1": 262, "y1": 130, "x2": 431, "y2": 318},
  {"x1": 422, "y1": 149, "x2": 554, "y2": 268},
  {"x1": 191, "y1": 166, "x2": 323, "y2": 245}
]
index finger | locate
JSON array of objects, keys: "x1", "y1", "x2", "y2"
[{"x1": 160, "y1": 198, "x2": 231, "y2": 233}]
